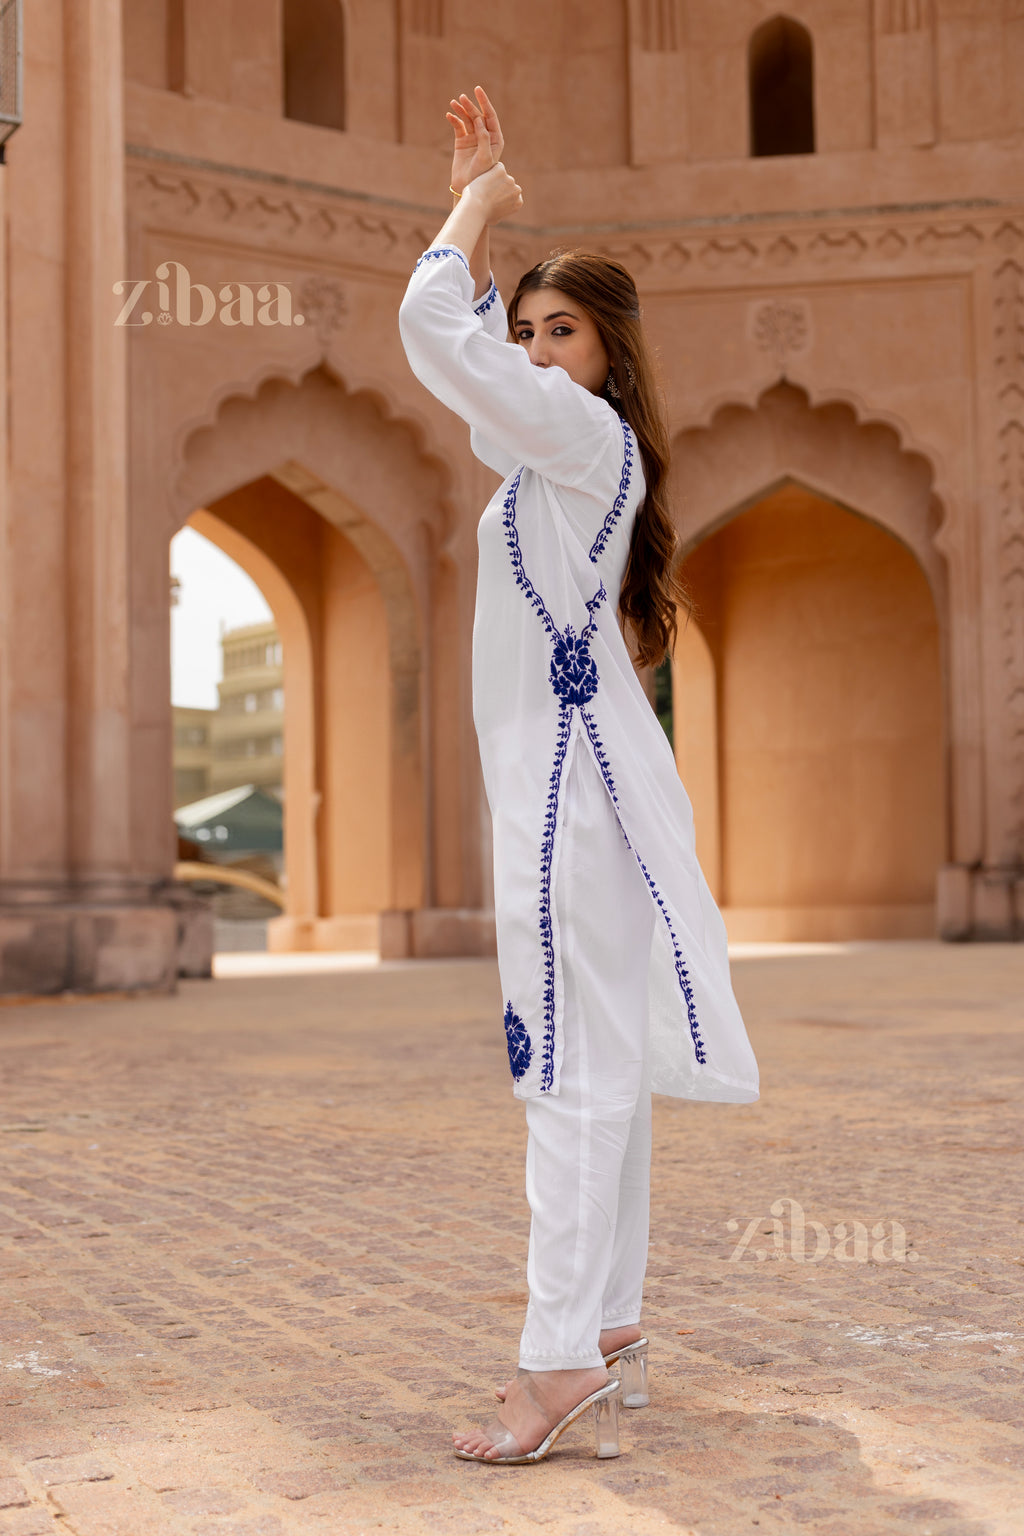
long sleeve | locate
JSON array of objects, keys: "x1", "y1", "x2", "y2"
[
  {"x1": 468, "y1": 275, "x2": 521, "y2": 477},
  {"x1": 399, "y1": 245, "x2": 624, "y2": 496}
]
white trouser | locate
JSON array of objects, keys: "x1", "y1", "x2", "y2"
[{"x1": 518, "y1": 740, "x2": 656, "y2": 1371}]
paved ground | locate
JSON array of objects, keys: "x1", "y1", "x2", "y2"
[{"x1": 0, "y1": 943, "x2": 1022, "y2": 1536}]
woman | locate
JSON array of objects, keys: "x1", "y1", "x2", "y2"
[{"x1": 399, "y1": 88, "x2": 759, "y2": 1466}]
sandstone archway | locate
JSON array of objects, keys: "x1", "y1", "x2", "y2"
[
  {"x1": 670, "y1": 384, "x2": 947, "y2": 941},
  {"x1": 171, "y1": 364, "x2": 458, "y2": 952},
  {"x1": 184, "y1": 510, "x2": 320, "y2": 944}
]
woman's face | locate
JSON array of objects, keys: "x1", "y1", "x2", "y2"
[{"x1": 512, "y1": 287, "x2": 610, "y2": 395}]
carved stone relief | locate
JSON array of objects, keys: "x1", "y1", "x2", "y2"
[
  {"x1": 750, "y1": 300, "x2": 810, "y2": 367},
  {"x1": 127, "y1": 161, "x2": 1015, "y2": 293},
  {"x1": 297, "y1": 277, "x2": 348, "y2": 344}
]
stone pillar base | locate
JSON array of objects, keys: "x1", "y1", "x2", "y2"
[
  {"x1": 0, "y1": 905, "x2": 179, "y2": 997},
  {"x1": 937, "y1": 864, "x2": 1023, "y2": 942},
  {"x1": 266, "y1": 914, "x2": 379, "y2": 953},
  {"x1": 410, "y1": 908, "x2": 497, "y2": 958},
  {"x1": 379, "y1": 909, "x2": 497, "y2": 959},
  {"x1": 267, "y1": 909, "x2": 498, "y2": 960}
]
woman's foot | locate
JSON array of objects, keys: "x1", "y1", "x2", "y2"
[
  {"x1": 598, "y1": 1324, "x2": 644, "y2": 1359},
  {"x1": 454, "y1": 1366, "x2": 608, "y2": 1460},
  {"x1": 493, "y1": 1327, "x2": 643, "y2": 1402}
]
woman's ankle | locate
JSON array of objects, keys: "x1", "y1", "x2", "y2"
[{"x1": 599, "y1": 1323, "x2": 643, "y2": 1352}]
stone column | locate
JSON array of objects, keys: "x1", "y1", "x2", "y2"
[{"x1": 0, "y1": 0, "x2": 176, "y2": 993}]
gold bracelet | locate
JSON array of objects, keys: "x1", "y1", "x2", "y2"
[{"x1": 449, "y1": 185, "x2": 461, "y2": 198}]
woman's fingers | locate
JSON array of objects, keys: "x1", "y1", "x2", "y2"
[
  {"x1": 474, "y1": 86, "x2": 504, "y2": 151},
  {"x1": 448, "y1": 99, "x2": 473, "y2": 134}
]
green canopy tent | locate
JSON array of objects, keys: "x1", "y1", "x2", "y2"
[{"x1": 174, "y1": 784, "x2": 283, "y2": 858}]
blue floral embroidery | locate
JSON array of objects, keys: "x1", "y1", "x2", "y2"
[
  {"x1": 632, "y1": 852, "x2": 707, "y2": 1064},
  {"x1": 537, "y1": 703, "x2": 573, "y2": 1091},
  {"x1": 503, "y1": 1001, "x2": 533, "y2": 1081},
  {"x1": 580, "y1": 708, "x2": 618, "y2": 804},
  {"x1": 550, "y1": 626, "x2": 599, "y2": 706},
  {"x1": 415, "y1": 246, "x2": 471, "y2": 275},
  {"x1": 589, "y1": 420, "x2": 635, "y2": 563},
  {"x1": 501, "y1": 410, "x2": 706, "y2": 1087},
  {"x1": 502, "y1": 467, "x2": 557, "y2": 639},
  {"x1": 474, "y1": 280, "x2": 499, "y2": 316}
]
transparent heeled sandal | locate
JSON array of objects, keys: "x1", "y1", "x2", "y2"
[
  {"x1": 453, "y1": 1378, "x2": 622, "y2": 1464},
  {"x1": 601, "y1": 1337, "x2": 649, "y2": 1408}
]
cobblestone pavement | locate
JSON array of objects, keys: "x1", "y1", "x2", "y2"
[{"x1": 0, "y1": 943, "x2": 1022, "y2": 1536}]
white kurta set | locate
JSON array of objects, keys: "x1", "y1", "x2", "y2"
[{"x1": 400, "y1": 246, "x2": 759, "y2": 1370}]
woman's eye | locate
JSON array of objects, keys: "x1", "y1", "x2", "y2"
[{"x1": 552, "y1": 326, "x2": 574, "y2": 337}]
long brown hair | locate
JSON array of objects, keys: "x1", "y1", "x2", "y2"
[{"x1": 508, "y1": 250, "x2": 686, "y2": 668}]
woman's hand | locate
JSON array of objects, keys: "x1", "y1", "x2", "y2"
[
  {"x1": 463, "y1": 162, "x2": 523, "y2": 226},
  {"x1": 448, "y1": 86, "x2": 504, "y2": 196}
]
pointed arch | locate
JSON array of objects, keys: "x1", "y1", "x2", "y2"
[
  {"x1": 670, "y1": 384, "x2": 948, "y2": 940},
  {"x1": 169, "y1": 361, "x2": 473, "y2": 951},
  {"x1": 671, "y1": 382, "x2": 945, "y2": 607}
]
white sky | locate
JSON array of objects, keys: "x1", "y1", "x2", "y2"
[{"x1": 170, "y1": 527, "x2": 273, "y2": 709}]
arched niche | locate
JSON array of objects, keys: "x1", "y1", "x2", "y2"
[
  {"x1": 671, "y1": 382, "x2": 946, "y2": 612},
  {"x1": 669, "y1": 384, "x2": 949, "y2": 940},
  {"x1": 172, "y1": 365, "x2": 455, "y2": 948},
  {"x1": 283, "y1": 0, "x2": 346, "y2": 130},
  {"x1": 749, "y1": 15, "x2": 815, "y2": 156}
]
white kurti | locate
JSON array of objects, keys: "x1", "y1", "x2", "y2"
[{"x1": 399, "y1": 245, "x2": 759, "y2": 1107}]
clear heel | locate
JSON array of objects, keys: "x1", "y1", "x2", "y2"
[
  {"x1": 454, "y1": 1378, "x2": 623, "y2": 1465},
  {"x1": 593, "y1": 1384, "x2": 621, "y2": 1458},
  {"x1": 617, "y1": 1344, "x2": 649, "y2": 1408}
]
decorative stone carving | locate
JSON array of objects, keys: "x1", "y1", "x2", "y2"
[
  {"x1": 808, "y1": 230, "x2": 867, "y2": 262},
  {"x1": 766, "y1": 235, "x2": 799, "y2": 266},
  {"x1": 700, "y1": 238, "x2": 756, "y2": 270},
  {"x1": 297, "y1": 276, "x2": 348, "y2": 342},
  {"x1": 751, "y1": 300, "x2": 810, "y2": 366},
  {"x1": 877, "y1": 229, "x2": 908, "y2": 259},
  {"x1": 916, "y1": 225, "x2": 983, "y2": 257},
  {"x1": 126, "y1": 162, "x2": 1018, "y2": 299}
]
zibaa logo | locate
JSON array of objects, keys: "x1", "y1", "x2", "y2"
[{"x1": 113, "y1": 262, "x2": 305, "y2": 327}]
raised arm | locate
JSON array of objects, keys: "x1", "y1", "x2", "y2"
[
  {"x1": 400, "y1": 168, "x2": 625, "y2": 493},
  {"x1": 447, "y1": 86, "x2": 505, "y2": 302}
]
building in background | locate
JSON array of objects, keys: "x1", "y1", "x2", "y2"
[
  {"x1": 172, "y1": 622, "x2": 284, "y2": 806},
  {"x1": 1, "y1": 1, "x2": 1022, "y2": 995},
  {"x1": 210, "y1": 623, "x2": 284, "y2": 797},
  {"x1": 172, "y1": 705, "x2": 215, "y2": 808}
]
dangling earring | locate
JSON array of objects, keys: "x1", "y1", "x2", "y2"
[
  {"x1": 624, "y1": 358, "x2": 637, "y2": 390},
  {"x1": 605, "y1": 368, "x2": 621, "y2": 400}
]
